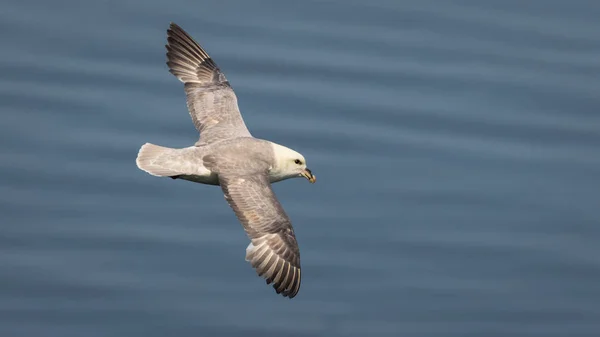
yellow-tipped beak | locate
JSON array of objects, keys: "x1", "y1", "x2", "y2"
[{"x1": 300, "y1": 168, "x2": 316, "y2": 183}]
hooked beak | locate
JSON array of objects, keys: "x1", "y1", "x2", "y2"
[{"x1": 300, "y1": 168, "x2": 316, "y2": 183}]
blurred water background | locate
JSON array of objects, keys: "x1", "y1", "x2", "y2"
[{"x1": 1, "y1": 0, "x2": 600, "y2": 336}]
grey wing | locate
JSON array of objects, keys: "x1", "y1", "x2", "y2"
[
  {"x1": 166, "y1": 23, "x2": 252, "y2": 145},
  {"x1": 218, "y1": 172, "x2": 302, "y2": 298}
]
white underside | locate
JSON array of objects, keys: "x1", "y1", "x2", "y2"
[
  {"x1": 180, "y1": 167, "x2": 289, "y2": 185},
  {"x1": 177, "y1": 171, "x2": 220, "y2": 185}
]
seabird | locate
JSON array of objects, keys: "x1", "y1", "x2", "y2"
[{"x1": 136, "y1": 23, "x2": 316, "y2": 298}]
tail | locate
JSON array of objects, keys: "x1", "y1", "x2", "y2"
[{"x1": 136, "y1": 143, "x2": 182, "y2": 177}]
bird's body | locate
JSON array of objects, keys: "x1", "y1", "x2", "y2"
[
  {"x1": 137, "y1": 137, "x2": 307, "y2": 185},
  {"x1": 135, "y1": 23, "x2": 315, "y2": 298}
]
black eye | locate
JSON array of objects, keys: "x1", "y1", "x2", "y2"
[{"x1": 294, "y1": 159, "x2": 301, "y2": 165}]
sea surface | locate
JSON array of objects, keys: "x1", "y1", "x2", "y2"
[{"x1": 1, "y1": 1, "x2": 599, "y2": 336}]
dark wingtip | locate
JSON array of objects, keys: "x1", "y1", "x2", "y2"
[
  {"x1": 167, "y1": 22, "x2": 189, "y2": 39},
  {"x1": 163, "y1": 21, "x2": 223, "y2": 84}
]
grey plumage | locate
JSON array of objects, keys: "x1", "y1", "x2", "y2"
[
  {"x1": 204, "y1": 139, "x2": 301, "y2": 297},
  {"x1": 136, "y1": 23, "x2": 315, "y2": 299},
  {"x1": 166, "y1": 22, "x2": 252, "y2": 146}
]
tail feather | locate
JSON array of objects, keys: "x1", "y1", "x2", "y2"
[{"x1": 136, "y1": 143, "x2": 181, "y2": 177}]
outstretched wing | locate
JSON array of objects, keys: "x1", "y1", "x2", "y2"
[
  {"x1": 166, "y1": 23, "x2": 252, "y2": 145},
  {"x1": 218, "y1": 173, "x2": 302, "y2": 298}
]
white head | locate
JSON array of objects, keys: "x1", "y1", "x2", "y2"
[{"x1": 269, "y1": 143, "x2": 316, "y2": 184}]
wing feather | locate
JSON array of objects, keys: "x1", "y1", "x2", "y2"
[
  {"x1": 166, "y1": 23, "x2": 252, "y2": 145},
  {"x1": 219, "y1": 173, "x2": 302, "y2": 298}
]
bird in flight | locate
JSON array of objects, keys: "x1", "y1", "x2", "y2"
[{"x1": 136, "y1": 23, "x2": 316, "y2": 298}]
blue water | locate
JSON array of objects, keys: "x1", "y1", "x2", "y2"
[{"x1": 1, "y1": 1, "x2": 600, "y2": 336}]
